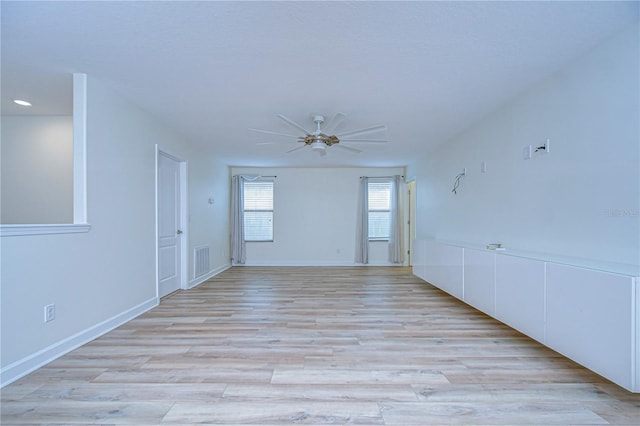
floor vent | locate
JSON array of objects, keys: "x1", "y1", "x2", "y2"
[{"x1": 194, "y1": 246, "x2": 210, "y2": 278}]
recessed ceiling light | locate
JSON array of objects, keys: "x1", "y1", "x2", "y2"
[{"x1": 13, "y1": 99, "x2": 32, "y2": 107}]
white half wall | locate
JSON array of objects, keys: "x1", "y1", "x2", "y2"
[
  {"x1": 1, "y1": 76, "x2": 230, "y2": 386},
  {"x1": 231, "y1": 167, "x2": 405, "y2": 266},
  {"x1": 407, "y1": 23, "x2": 639, "y2": 267},
  {"x1": 1, "y1": 115, "x2": 73, "y2": 224}
]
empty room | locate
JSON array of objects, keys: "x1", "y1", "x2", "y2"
[{"x1": 1, "y1": 1, "x2": 639, "y2": 425}]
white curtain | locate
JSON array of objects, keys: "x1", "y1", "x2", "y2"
[
  {"x1": 388, "y1": 175, "x2": 405, "y2": 263},
  {"x1": 230, "y1": 175, "x2": 260, "y2": 265},
  {"x1": 355, "y1": 177, "x2": 369, "y2": 264}
]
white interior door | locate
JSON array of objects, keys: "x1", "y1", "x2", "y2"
[{"x1": 158, "y1": 152, "x2": 182, "y2": 298}]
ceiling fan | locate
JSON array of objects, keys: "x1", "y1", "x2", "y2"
[{"x1": 249, "y1": 113, "x2": 387, "y2": 156}]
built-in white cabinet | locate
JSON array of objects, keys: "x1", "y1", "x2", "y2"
[
  {"x1": 412, "y1": 239, "x2": 427, "y2": 281},
  {"x1": 495, "y1": 255, "x2": 546, "y2": 343},
  {"x1": 412, "y1": 239, "x2": 639, "y2": 393},
  {"x1": 463, "y1": 249, "x2": 496, "y2": 315},
  {"x1": 546, "y1": 263, "x2": 637, "y2": 392},
  {"x1": 423, "y1": 241, "x2": 464, "y2": 299}
]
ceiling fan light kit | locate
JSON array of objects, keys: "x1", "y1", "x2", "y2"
[
  {"x1": 310, "y1": 140, "x2": 326, "y2": 154},
  {"x1": 250, "y1": 113, "x2": 388, "y2": 156}
]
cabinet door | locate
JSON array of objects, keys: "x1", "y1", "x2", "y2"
[
  {"x1": 546, "y1": 263, "x2": 635, "y2": 391},
  {"x1": 424, "y1": 242, "x2": 464, "y2": 299},
  {"x1": 495, "y1": 255, "x2": 545, "y2": 343},
  {"x1": 464, "y1": 249, "x2": 496, "y2": 316}
]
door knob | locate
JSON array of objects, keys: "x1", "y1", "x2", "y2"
[{"x1": 176, "y1": 229, "x2": 183, "y2": 235}]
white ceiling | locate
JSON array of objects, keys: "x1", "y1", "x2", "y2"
[{"x1": 2, "y1": 1, "x2": 637, "y2": 167}]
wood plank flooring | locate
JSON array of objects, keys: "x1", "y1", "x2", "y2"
[{"x1": 2, "y1": 266, "x2": 639, "y2": 424}]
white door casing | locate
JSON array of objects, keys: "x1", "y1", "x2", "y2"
[{"x1": 157, "y1": 149, "x2": 186, "y2": 298}]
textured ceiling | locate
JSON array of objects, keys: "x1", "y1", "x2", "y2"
[{"x1": 2, "y1": 1, "x2": 638, "y2": 167}]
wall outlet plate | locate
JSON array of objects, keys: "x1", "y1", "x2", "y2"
[{"x1": 44, "y1": 304, "x2": 55, "y2": 322}]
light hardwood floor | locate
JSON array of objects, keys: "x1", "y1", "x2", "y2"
[{"x1": 2, "y1": 267, "x2": 639, "y2": 425}]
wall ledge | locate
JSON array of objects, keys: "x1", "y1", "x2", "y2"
[
  {"x1": 0, "y1": 223, "x2": 91, "y2": 237},
  {"x1": 425, "y1": 239, "x2": 639, "y2": 277}
]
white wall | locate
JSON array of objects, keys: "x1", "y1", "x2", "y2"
[
  {"x1": 183, "y1": 149, "x2": 230, "y2": 283},
  {"x1": 407, "y1": 23, "x2": 639, "y2": 267},
  {"x1": 231, "y1": 167, "x2": 405, "y2": 266},
  {"x1": 1, "y1": 115, "x2": 73, "y2": 224},
  {"x1": 0, "y1": 76, "x2": 230, "y2": 385}
]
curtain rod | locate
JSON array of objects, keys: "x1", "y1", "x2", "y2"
[
  {"x1": 360, "y1": 175, "x2": 404, "y2": 179},
  {"x1": 233, "y1": 175, "x2": 277, "y2": 178}
]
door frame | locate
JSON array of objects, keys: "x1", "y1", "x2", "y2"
[{"x1": 155, "y1": 145, "x2": 188, "y2": 299}]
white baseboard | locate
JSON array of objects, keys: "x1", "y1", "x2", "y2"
[
  {"x1": 237, "y1": 261, "x2": 405, "y2": 267},
  {"x1": 0, "y1": 296, "x2": 158, "y2": 388},
  {"x1": 187, "y1": 262, "x2": 231, "y2": 289},
  {"x1": 238, "y1": 260, "x2": 355, "y2": 267},
  {"x1": 367, "y1": 261, "x2": 407, "y2": 266}
]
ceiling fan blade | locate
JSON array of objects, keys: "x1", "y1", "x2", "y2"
[
  {"x1": 339, "y1": 139, "x2": 388, "y2": 143},
  {"x1": 286, "y1": 145, "x2": 306, "y2": 154},
  {"x1": 323, "y1": 112, "x2": 346, "y2": 134},
  {"x1": 248, "y1": 128, "x2": 299, "y2": 138},
  {"x1": 335, "y1": 125, "x2": 387, "y2": 139},
  {"x1": 277, "y1": 114, "x2": 310, "y2": 135},
  {"x1": 334, "y1": 144, "x2": 362, "y2": 154}
]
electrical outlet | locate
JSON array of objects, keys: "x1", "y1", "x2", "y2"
[{"x1": 44, "y1": 304, "x2": 55, "y2": 322}]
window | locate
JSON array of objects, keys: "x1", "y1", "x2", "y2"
[
  {"x1": 243, "y1": 180, "x2": 273, "y2": 241},
  {"x1": 0, "y1": 73, "x2": 89, "y2": 237},
  {"x1": 368, "y1": 180, "x2": 391, "y2": 240}
]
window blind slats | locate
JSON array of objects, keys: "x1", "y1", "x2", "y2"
[
  {"x1": 367, "y1": 181, "x2": 391, "y2": 240},
  {"x1": 243, "y1": 182, "x2": 273, "y2": 210},
  {"x1": 244, "y1": 181, "x2": 273, "y2": 241},
  {"x1": 368, "y1": 182, "x2": 391, "y2": 210}
]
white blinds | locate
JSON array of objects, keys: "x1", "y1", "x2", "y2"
[
  {"x1": 368, "y1": 181, "x2": 391, "y2": 240},
  {"x1": 243, "y1": 181, "x2": 274, "y2": 241}
]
